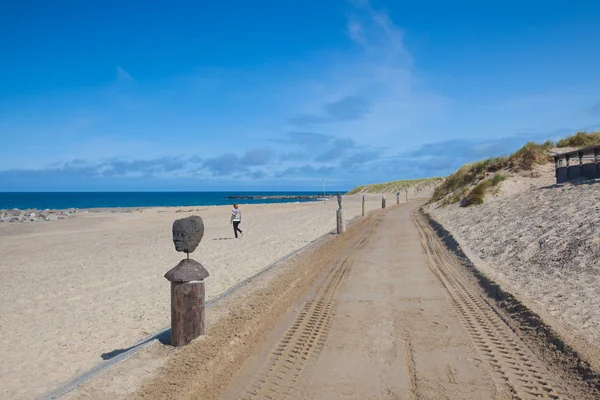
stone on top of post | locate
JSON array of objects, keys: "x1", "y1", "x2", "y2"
[{"x1": 165, "y1": 216, "x2": 209, "y2": 347}]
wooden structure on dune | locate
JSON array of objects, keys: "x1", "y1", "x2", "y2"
[{"x1": 553, "y1": 145, "x2": 600, "y2": 183}]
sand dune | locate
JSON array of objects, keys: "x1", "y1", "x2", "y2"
[{"x1": 428, "y1": 179, "x2": 600, "y2": 368}]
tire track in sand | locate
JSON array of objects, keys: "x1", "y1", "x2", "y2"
[
  {"x1": 414, "y1": 211, "x2": 571, "y2": 400},
  {"x1": 239, "y1": 214, "x2": 383, "y2": 400}
]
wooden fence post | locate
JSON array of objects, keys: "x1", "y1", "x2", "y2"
[
  {"x1": 336, "y1": 209, "x2": 345, "y2": 233},
  {"x1": 165, "y1": 259, "x2": 209, "y2": 347},
  {"x1": 362, "y1": 195, "x2": 366, "y2": 217},
  {"x1": 382, "y1": 195, "x2": 386, "y2": 209},
  {"x1": 171, "y1": 279, "x2": 205, "y2": 345}
]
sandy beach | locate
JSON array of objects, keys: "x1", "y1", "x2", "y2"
[
  {"x1": 0, "y1": 196, "x2": 380, "y2": 399},
  {"x1": 60, "y1": 201, "x2": 596, "y2": 400}
]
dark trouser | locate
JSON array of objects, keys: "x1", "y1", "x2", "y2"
[{"x1": 233, "y1": 221, "x2": 242, "y2": 238}]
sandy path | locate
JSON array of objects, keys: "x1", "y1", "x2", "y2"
[
  {"x1": 220, "y1": 202, "x2": 579, "y2": 399},
  {"x1": 0, "y1": 199, "x2": 363, "y2": 400}
]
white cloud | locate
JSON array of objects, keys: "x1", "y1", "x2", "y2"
[
  {"x1": 116, "y1": 66, "x2": 134, "y2": 82},
  {"x1": 347, "y1": 17, "x2": 367, "y2": 45}
]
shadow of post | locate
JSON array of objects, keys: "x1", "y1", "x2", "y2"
[{"x1": 101, "y1": 329, "x2": 171, "y2": 360}]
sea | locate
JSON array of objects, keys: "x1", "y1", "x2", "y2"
[{"x1": 0, "y1": 192, "x2": 336, "y2": 210}]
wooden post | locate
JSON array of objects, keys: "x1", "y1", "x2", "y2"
[
  {"x1": 405, "y1": 191, "x2": 408, "y2": 202},
  {"x1": 579, "y1": 151, "x2": 584, "y2": 178},
  {"x1": 336, "y1": 209, "x2": 345, "y2": 233},
  {"x1": 171, "y1": 280, "x2": 205, "y2": 346},
  {"x1": 361, "y1": 196, "x2": 366, "y2": 217},
  {"x1": 396, "y1": 192, "x2": 400, "y2": 204},
  {"x1": 566, "y1": 155, "x2": 571, "y2": 180},
  {"x1": 382, "y1": 196, "x2": 386, "y2": 209},
  {"x1": 554, "y1": 156, "x2": 559, "y2": 182},
  {"x1": 165, "y1": 259, "x2": 209, "y2": 347},
  {"x1": 595, "y1": 148, "x2": 599, "y2": 177}
]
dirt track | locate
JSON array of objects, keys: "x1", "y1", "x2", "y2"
[
  {"x1": 221, "y1": 202, "x2": 591, "y2": 400},
  {"x1": 137, "y1": 202, "x2": 593, "y2": 400}
]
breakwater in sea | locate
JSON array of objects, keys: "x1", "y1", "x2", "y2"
[{"x1": 226, "y1": 194, "x2": 327, "y2": 200}]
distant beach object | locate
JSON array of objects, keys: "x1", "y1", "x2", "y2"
[
  {"x1": 382, "y1": 195, "x2": 386, "y2": 209},
  {"x1": 226, "y1": 194, "x2": 322, "y2": 200},
  {"x1": 336, "y1": 208, "x2": 345, "y2": 234},
  {"x1": 396, "y1": 192, "x2": 400, "y2": 204},
  {"x1": 335, "y1": 193, "x2": 345, "y2": 233},
  {"x1": 165, "y1": 215, "x2": 209, "y2": 347},
  {"x1": 362, "y1": 194, "x2": 366, "y2": 217}
]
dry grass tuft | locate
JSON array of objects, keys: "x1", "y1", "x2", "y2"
[{"x1": 556, "y1": 131, "x2": 600, "y2": 148}]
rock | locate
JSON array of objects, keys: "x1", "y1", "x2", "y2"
[
  {"x1": 172, "y1": 216, "x2": 204, "y2": 254},
  {"x1": 29, "y1": 217, "x2": 40, "y2": 222},
  {"x1": 58, "y1": 215, "x2": 68, "y2": 220},
  {"x1": 46, "y1": 215, "x2": 59, "y2": 221},
  {"x1": 165, "y1": 259, "x2": 209, "y2": 283}
]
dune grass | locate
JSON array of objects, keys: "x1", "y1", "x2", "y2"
[
  {"x1": 430, "y1": 141, "x2": 553, "y2": 205},
  {"x1": 461, "y1": 173, "x2": 506, "y2": 207},
  {"x1": 351, "y1": 131, "x2": 600, "y2": 207},
  {"x1": 346, "y1": 177, "x2": 443, "y2": 195},
  {"x1": 556, "y1": 131, "x2": 600, "y2": 148}
]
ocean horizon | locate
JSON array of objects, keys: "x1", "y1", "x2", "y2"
[{"x1": 0, "y1": 191, "x2": 341, "y2": 210}]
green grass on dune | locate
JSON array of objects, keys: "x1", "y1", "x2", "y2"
[
  {"x1": 346, "y1": 177, "x2": 443, "y2": 195},
  {"x1": 348, "y1": 131, "x2": 600, "y2": 207},
  {"x1": 461, "y1": 173, "x2": 506, "y2": 207},
  {"x1": 430, "y1": 140, "x2": 555, "y2": 205},
  {"x1": 556, "y1": 131, "x2": 600, "y2": 148}
]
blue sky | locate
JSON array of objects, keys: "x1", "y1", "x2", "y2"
[{"x1": 1, "y1": 0, "x2": 600, "y2": 191}]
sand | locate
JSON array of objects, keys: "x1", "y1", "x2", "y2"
[
  {"x1": 223, "y1": 203, "x2": 499, "y2": 400},
  {"x1": 66, "y1": 202, "x2": 591, "y2": 399},
  {"x1": 0, "y1": 197, "x2": 370, "y2": 400},
  {"x1": 427, "y1": 179, "x2": 600, "y2": 367}
]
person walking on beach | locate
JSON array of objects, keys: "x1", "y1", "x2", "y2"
[{"x1": 231, "y1": 203, "x2": 243, "y2": 239}]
